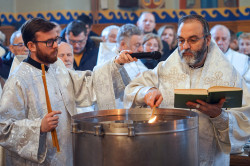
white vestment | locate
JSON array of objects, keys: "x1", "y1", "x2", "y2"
[
  {"x1": 97, "y1": 42, "x2": 117, "y2": 66},
  {"x1": 243, "y1": 57, "x2": 250, "y2": 90},
  {"x1": 124, "y1": 41, "x2": 250, "y2": 166},
  {"x1": 9, "y1": 55, "x2": 28, "y2": 75},
  {"x1": 0, "y1": 57, "x2": 129, "y2": 165},
  {"x1": 224, "y1": 48, "x2": 249, "y2": 76}
]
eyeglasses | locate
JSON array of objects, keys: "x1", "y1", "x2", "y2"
[
  {"x1": 68, "y1": 39, "x2": 86, "y2": 45},
  {"x1": 33, "y1": 36, "x2": 62, "y2": 47},
  {"x1": 177, "y1": 36, "x2": 206, "y2": 46},
  {"x1": 12, "y1": 43, "x2": 25, "y2": 48}
]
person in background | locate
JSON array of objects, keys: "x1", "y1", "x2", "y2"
[
  {"x1": 57, "y1": 42, "x2": 74, "y2": 69},
  {"x1": 124, "y1": 14, "x2": 250, "y2": 166},
  {"x1": 238, "y1": 32, "x2": 250, "y2": 56},
  {"x1": 99, "y1": 23, "x2": 148, "y2": 80},
  {"x1": 0, "y1": 30, "x2": 29, "y2": 79},
  {"x1": 0, "y1": 31, "x2": 8, "y2": 57},
  {"x1": 97, "y1": 25, "x2": 120, "y2": 66},
  {"x1": 157, "y1": 24, "x2": 176, "y2": 62},
  {"x1": 0, "y1": 17, "x2": 136, "y2": 165},
  {"x1": 229, "y1": 29, "x2": 239, "y2": 51},
  {"x1": 77, "y1": 13, "x2": 98, "y2": 38},
  {"x1": 65, "y1": 20, "x2": 98, "y2": 71},
  {"x1": 52, "y1": 21, "x2": 62, "y2": 36},
  {"x1": 0, "y1": 31, "x2": 6, "y2": 46},
  {"x1": 210, "y1": 24, "x2": 249, "y2": 76},
  {"x1": 60, "y1": 14, "x2": 97, "y2": 43},
  {"x1": 137, "y1": 12, "x2": 157, "y2": 34},
  {"x1": 101, "y1": 25, "x2": 120, "y2": 43},
  {"x1": 0, "y1": 46, "x2": 5, "y2": 57},
  {"x1": 158, "y1": 24, "x2": 177, "y2": 53},
  {"x1": 115, "y1": 23, "x2": 148, "y2": 80},
  {"x1": 142, "y1": 33, "x2": 163, "y2": 69},
  {"x1": 238, "y1": 32, "x2": 250, "y2": 89}
]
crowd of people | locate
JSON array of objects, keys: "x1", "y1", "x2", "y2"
[{"x1": 0, "y1": 12, "x2": 249, "y2": 166}]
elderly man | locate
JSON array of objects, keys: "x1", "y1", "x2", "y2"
[
  {"x1": 137, "y1": 12, "x2": 157, "y2": 34},
  {"x1": 98, "y1": 24, "x2": 148, "y2": 80},
  {"x1": 97, "y1": 25, "x2": 120, "y2": 66},
  {"x1": 0, "y1": 18, "x2": 136, "y2": 165},
  {"x1": 57, "y1": 42, "x2": 74, "y2": 69},
  {"x1": 0, "y1": 30, "x2": 29, "y2": 79},
  {"x1": 101, "y1": 25, "x2": 120, "y2": 43},
  {"x1": 210, "y1": 24, "x2": 249, "y2": 76},
  {"x1": 65, "y1": 20, "x2": 98, "y2": 71},
  {"x1": 124, "y1": 14, "x2": 250, "y2": 166}
]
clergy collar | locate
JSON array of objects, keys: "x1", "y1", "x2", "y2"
[
  {"x1": 189, "y1": 64, "x2": 204, "y2": 69},
  {"x1": 24, "y1": 56, "x2": 49, "y2": 71}
]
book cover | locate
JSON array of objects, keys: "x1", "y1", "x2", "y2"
[{"x1": 174, "y1": 86, "x2": 243, "y2": 108}]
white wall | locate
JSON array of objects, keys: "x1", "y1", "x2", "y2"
[
  {"x1": 239, "y1": 0, "x2": 250, "y2": 7},
  {"x1": 0, "y1": 0, "x2": 14, "y2": 12},
  {"x1": 0, "y1": 0, "x2": 91, "y2": 13}
]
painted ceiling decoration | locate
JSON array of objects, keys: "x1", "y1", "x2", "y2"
[{"x1": 0, "y1": 7, "x2": 249, "y2": 25}]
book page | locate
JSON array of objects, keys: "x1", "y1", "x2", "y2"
[
  {"x1": 208, "y1": 86, "x2": 242, "y2": 92},
  {"x1": 174, "y1": 89, "x2": 208, "y2": 95}
]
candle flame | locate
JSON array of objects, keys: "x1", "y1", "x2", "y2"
[{"x1": 148, "y1": 115, "x2": 157, "y2": 123}]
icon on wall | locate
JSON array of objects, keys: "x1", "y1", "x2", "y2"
[{"x1": 140, "y1": 0, "x2": 165, "y2": 9}]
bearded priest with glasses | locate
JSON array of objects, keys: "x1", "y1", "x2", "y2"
[
  {"x1": 124, "y1": 14, "x2": 250, "y2": 166},
  {"x1": 0, "y1": 18, "x2": 137, "y2": 166}
]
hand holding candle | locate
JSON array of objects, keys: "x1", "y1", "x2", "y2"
[{"x1": 41, "y1": 64, "x2": 60, "y2": 152}]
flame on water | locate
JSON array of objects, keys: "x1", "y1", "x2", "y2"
[{"x1": 148, "y1": 116, "x2": 157, "y2": 123}]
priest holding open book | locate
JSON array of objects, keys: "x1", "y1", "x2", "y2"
[{"x1": 124, "y1": 14, "x2": 250, "y2": 166}]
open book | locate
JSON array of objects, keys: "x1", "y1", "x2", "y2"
[{"x1": 174, "y1": 86, "x2": 243, "y2": 108}]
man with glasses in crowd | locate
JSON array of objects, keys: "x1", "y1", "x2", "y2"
[
  {"x1": 0, "y1": 17, "x2": 136, "y2": 165},
  {"x1": 124, "y1": 14, "x2": 250, "y2": 165},
  {"x1": 65, "y1": 20, "x2": 98, "y2": 71},
  {"x1": 0, "y1": 30, "x2": 29, "y2": 80}
]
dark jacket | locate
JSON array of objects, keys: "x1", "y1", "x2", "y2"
[
  {"x1": 73, "y1": 38, "x2": 98, "y2": 71},
  {"x1": 0, "y1": 52, "x2": 14, "y2": 79}
]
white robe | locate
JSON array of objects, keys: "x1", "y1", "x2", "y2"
[
  {"x1": 224, "y1": 48, "x2": 249, "y2": 76},
  {"x1": 9, "y1": 55, "x2": 28, "y2": 75},
  {"x1": 0, "y1": 58, "x2": 129, "y2": 165},
  {"x1": 124, "y1": 41, "x2": 250, "y2": 166},
  {"x1": 243, "y1": 57, "x2": 250, "y2": 90},
  {"x1": 97, "y1": 42, "x2": 117, "y2": 66}
]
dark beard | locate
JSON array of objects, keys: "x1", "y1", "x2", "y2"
[
  {"x1": 36, "y1": 45, "x2": 58, "y2": 64},
  {"x1": 178, "y1": 40, "x2": 207, "y2": 66}
]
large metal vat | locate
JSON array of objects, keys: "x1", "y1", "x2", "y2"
[{"x1": 72, "y1": 108, "x2": 199, "y2": 166}]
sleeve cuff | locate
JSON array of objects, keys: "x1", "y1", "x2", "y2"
[
  {"x1": 210, "y1": 109, "x2": 229, "y2": 131},
  {"x1": 135, "y1": 86, "x2": 154, "y2": 105}
]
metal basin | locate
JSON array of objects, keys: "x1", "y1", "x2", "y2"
[{"x1": 72, "y1": 108, "x2": 199, "y2": 166}]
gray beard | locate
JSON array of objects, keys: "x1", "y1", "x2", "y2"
[{"x1": 178, "y1": 41, "x2": 207, "y2": 66}]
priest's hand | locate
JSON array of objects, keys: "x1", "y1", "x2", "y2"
[
  {"x1": 144, "y1": 88, "x2": 163, "y2": 108},
  {"x1": 186, "y1": 98, "x2": 226, "y2": 118},
  {"x1": 40, "y1": 111, "x2": 61, "y2": 133},
  {"x1": 115, "y1": 50, "x2": 137, "y2": 65}
]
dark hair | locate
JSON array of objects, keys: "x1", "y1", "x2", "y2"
[
  {"x1": 178, "y1": 14, "x2": 210, "y2": 37},
  {"x1": 77, "y1": 14, "x2": 93, "y2": 27},
  {"x1": 65, "y1": 20, "x2": 87, "y2": 37},
  {"x1": 21, "y1": 17, "x2": 56, "y2": 47}
]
